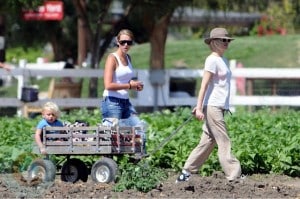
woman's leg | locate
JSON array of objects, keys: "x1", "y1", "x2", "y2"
[
  {"x1": 101, "y1": 97, "x2": 123, "y2": 126},
  {"x1": 206, "y1": 106, "x2": 241, "y2": 181},
  {"x1": 183, "y1": 121, "x2": 216, "y2": 173},
  {"x1": 101, "y1": 97, "x2": 123, "y2": 119}
]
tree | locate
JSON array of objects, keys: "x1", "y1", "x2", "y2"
[
  {"x1": 134, "y1": 1, "x2": 181, "y2": 70},
  {"x1": 117, "y1": 0, "x2": 193, "y2": 70},
  {"x1": 72, "y1": 0, "x2": 93, "y2": 66},
  {"x1": 3, "y1": 0, "x2": 77, "y2": 62},
  {"x1": 2, "y1": 0, "x2": 300, "y2": 98}
]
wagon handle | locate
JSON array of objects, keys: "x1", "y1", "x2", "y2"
[{"x1": 145, "y1": 114, "x2": 194, "y2": 158}]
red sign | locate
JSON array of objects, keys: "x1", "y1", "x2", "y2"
[{"x1": 22, "y1": 1, "x2": 64, "y2": 21}]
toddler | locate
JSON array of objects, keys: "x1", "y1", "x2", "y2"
[{"x1": 34, "y1": 102, "x2": 63, "y2": 154}]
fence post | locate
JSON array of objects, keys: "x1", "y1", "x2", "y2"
[
  {"x1": 16, "y1": 59, "x2": 28, "y2": 116},
  {"x1": 149, "y1": 69, "x2": 166, "y2": 111},
  {"x1": 17, "y1": 59, "x2": 28, "y2": 99},
  {"x1": 230, "y1": 59, "x2": 237, "y2": 112}
]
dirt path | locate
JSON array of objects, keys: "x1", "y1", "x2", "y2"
[{"x1": 1, "y1": 172, "x2": 300, "y2": 198}]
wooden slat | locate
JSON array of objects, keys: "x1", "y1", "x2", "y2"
[{"x1": 34, "y1": 126, "x2": 143, "y2": 155}]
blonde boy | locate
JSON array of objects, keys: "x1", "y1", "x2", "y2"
[{"x1": 35, "y1": 102, "x2": 63, "y2": 154}]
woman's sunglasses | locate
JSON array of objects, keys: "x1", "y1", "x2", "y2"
[
  {"x1": 217, "y1": 38, "x2": 231, "y2": 43},
  {"x1": 119, "y1": 40, "x2": 133, "y2": 46}
]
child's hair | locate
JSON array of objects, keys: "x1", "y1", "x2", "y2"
[{"x1": 42, "y1": 102, "x2": 60, "y2": 117}]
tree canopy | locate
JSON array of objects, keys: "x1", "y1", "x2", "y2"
[
  {"x1": 0, "y1": 0, "x2": 299, "y2": 96},
  {"x1": 1, "y1": 0, "x2": 299, "y2": 63}
]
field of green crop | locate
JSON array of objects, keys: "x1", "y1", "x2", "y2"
[{"x1": 0, "y1": 107, "x2": 299, "y2": 191}]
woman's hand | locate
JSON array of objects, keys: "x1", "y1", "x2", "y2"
[
  {"x1": 129, "y1": 80, "x2": 144, "y2": 91},
  {"x1": 192, "y1": 107, "x2": 205, "y2": 121}
]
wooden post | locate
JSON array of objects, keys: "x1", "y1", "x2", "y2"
[
  {"x1": 271, "y1": 79, "x2": 277, "y2": 111},
  {"x1": 230, "y1": 59, "x2": 237, "y2": 112},
  {"x1": 246, "y1": 79, "x2": 253, "y2": 111}
]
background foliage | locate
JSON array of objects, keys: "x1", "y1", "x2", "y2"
[{"x1": 1, "y1": 0, "x2": 300, "y2": 64}]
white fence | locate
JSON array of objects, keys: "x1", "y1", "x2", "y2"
[{"x1": 0, "y1": 60, "x2": 300, "y2": 114}]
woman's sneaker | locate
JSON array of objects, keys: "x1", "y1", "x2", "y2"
[{"x1": 176, "y1": 172, "x2": 190, "y2": 183}]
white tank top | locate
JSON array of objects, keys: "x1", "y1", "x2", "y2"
[{"x1": 102, "y1": 53, "x2": 134, "y2": 99}]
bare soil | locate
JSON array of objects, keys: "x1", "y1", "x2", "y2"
[{"x1": 1, "y1": 171, "x2": 300, "y2": 198}]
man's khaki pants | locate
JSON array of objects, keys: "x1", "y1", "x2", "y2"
[{"x1": 183, "y1": 106, "x2": 241, "y2": 181}]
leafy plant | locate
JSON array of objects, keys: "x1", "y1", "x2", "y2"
[{"x1": 113, "y1": 157, "x2": 167, "y2": 193}]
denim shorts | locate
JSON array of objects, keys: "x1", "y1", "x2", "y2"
[{"x1": 101, "y1": 96, "x2": 137, "y2": 119}]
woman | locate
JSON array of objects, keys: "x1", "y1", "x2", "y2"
[
  {"x1": 101, "y1": 29, "x2": 146, "y2": 153},
  {"x1": 176, "y1": 27, "x2": 241, "y2": 183}
]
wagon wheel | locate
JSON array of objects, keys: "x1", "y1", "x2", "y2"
[
  {"x1": 60, "y1": 158, "x2": 88, "y2": 183},
  {"x1": 12, "y1": 152, "x2": 39, "y2": 183},
  {"x1": 27, "y1": 159, "x2": 56, "y2": 183},
  {"x1": 91, "y1": 157, "x2": 118, "y2": 183}
]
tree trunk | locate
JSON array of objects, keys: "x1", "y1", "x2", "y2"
[
  {"x1": 88, "y1": 0, "x2": 112, "y2": 98},
  {"x1": 0, "y1": 14, "x2": 5, "y2": 62},
  {"x1": 73, "y1": 0, "x2": 97, "y2": 98},
  {"x1": 149, "y1": 13, "x2": 172, "y2": 70},
  {"x1": 73, "y1": 0, "x2": 93, "y2": 66},
  {"x1": 46, "y1": 22, "x2": 64, "y2": 61}
]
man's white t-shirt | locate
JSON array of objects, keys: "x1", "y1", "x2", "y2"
[{"x1": 203, "y1": 54, "x2": 231, "y2": 109}]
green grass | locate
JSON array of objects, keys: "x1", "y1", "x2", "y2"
[
  {"x1": 228, "y1": 35, "x2": 299, "y2": 68},
  {"x1": 129, "y1": 34, "x2": 299, "y2": 69},
  {"x1": 6, "y1": 34, "x2": 299, "y2": 69}
]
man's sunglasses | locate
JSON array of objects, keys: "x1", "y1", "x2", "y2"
[{"x1": 119, "y1": 40, "x2": 133, "y2": 46}]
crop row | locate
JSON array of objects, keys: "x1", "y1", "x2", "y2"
[{"x1": 0, "y1": 107, "x2": 299, "y2": 177}]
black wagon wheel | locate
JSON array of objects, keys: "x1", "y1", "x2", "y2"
[
  {"x1": 60, "y1": 158, "x2": 88, "y2": 183},
  {"x1": 91, "y1": 157, "x2": 118, "y2": 183},
  {"x1": 27, "y1": 159, "x2": 56, "y2": 183}
]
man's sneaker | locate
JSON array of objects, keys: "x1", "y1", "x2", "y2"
[{"x1": 175, "y1": 172, "x2": 190, "y2": 183}]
